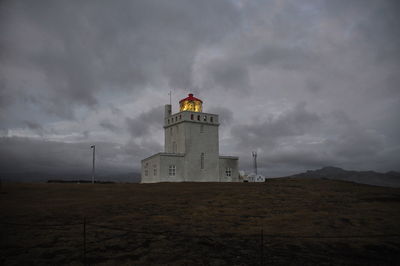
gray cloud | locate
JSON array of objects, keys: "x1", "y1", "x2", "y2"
[
  {"x1": 208, "y1": 60, "x2": 250, "y2": 91},
  {"x1": 0, "y1": 0, "x2": 240, "y2": 120},
  {"x1": 230, "y1": 104, "x2": 396, "y2": 176},
  {"x1": 0, "y1": 136, "x2": 154, "y2": 180},
  {"x1": 250, "y1": 45, "x2": 316, "y2": 70},
  {"x1": 99, "y1": 120, "x2": 121, "y2": 133},
  {"x1": 232, "y1": 103, "x2": 320, "y2": 149},
  {"x1": 125, "y1": 105, "x2": 164, "y2": 138},
  {"x1": 23, "y1": 120, "x2": 42, "y2": 131},
  {"x1": 0, "y1": 0, "x2": 399, "y2": 179},
  {"x1": 207, "y1": 106, "x2": 233, "y2": 126}
]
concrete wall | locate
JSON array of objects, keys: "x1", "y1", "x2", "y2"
[
  {"x1": 158, "y1": 154, "x2": 185, "y2": 182},
  {"x1": 164, "y1": 110, "x2": 219, "y2": 154},
  {"x1": 164, "y1": 109, "x2": 220, "y2": 182},
  {"x1": 219, "y1": 157, "x2": 239, "y2": 182},
  {"x1": 141, "y1": 153, "x2": 184, "y2": 183},
  {"x1": 165, "y1": 123, "x2": 186, "y2": 154},
  {"x1": 183, "y1": 121, "x2": 220, "y2": 181},
  {"x1": 141, "y1": 154, "x2": 161, "y2": 183}
]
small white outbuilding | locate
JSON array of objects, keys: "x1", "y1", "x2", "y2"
[{"x1": 247, "y1": 173, "x2": 266, "y2": 182}]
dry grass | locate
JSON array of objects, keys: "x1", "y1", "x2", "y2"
[{"x1": 1, "y1": 178, "x2": 400, "y2": 265}]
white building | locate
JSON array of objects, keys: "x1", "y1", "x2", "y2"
[
  {"x1": 247, "y1": 173, "x2": 266, "y2": 182},
  {"x1": 141, "y1": 93, "x2": 239, "y2": 183}
]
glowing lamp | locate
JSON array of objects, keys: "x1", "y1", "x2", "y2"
[{"x1": 179, "y1": 93, "x2": 203, "y2": 112}]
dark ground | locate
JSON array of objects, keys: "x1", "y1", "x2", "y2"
[{"x1": 1, "y1": 178, "x2": 400, "y2": 265}]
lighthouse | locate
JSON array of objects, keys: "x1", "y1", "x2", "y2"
[{"x1": 141, "y1": 93, "x2": 238, "y2": 183}]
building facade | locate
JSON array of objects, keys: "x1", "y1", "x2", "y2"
[{"x1": 141, "y1": 93, "x2": 239, "y2": 183}]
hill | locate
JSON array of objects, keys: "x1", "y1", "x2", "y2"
[
  {"x1": 288, "y1": 166, "x2": 400, "y2": 187},
  {"x1": 1, "y1": 179, "x2": 399, "y2": 265}
]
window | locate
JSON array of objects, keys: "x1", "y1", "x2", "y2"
[
  {"x1": 203, "y1": 116, "x2": 207, "y2": 122},
  {"x1": 179, "y1": 115, "x2": 182, "y2": 120},
  {"x1": 225, "y1": 168, "x2": 232, "y2": 177},
  {"x1": 167, "y1": 119, "x2": 170, "y2": 124},
  {"x1": 170, "y1": 127, "x2": 173, "y2": 136},
  {"x1": 200, "y1": 125, "x2": 204, "y2": 133},
  {"x1": 153, "y1": 165, "x2": 157, "y2": 176},
  {"x1": 175, "y1": 116, "x2": 177, "y2": 122},
  {"x1": 210, "y1": 117, "x2": 213, "y2": 123},
  {"x1": 201, "y1": 153, "x2": 204, "y2": 169},
  {"x1": 197, "y1": 115, "x2": 200, "y2": 121},
  {"x1": 169, "y1": 165, "x2": 176, "y2": 176},
  {"x1": 173, "y1": 141, "x2": 177, "y2": 153},
  {"x1": 191, "y1": 114, "x2": 194, "y2": 120},
  {"x1": 144, "y1": 163, "x2": 149, "y2": 176}
]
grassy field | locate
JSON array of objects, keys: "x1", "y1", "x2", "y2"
[{"x1": 1, "y1": 178, "x2": 400, "y2": 265}]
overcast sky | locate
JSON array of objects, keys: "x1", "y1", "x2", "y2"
[{"x1": 1, "y1": 0, "x2": 399, "y2": 180}]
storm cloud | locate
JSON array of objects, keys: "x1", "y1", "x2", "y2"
[{"x1": 0, "y1": 0, "x2": 399, "y2": 180}]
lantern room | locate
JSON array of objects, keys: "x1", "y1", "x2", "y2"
[{"x1": 179, "y1": 93, "x2": 203, "y2": 112}]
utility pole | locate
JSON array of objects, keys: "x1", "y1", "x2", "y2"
[
  {"x1": 91, "y1": 145, "x2": 95, "y2": 184},
  {"x1": 252, "y1": 151, "x2": 257, "y2": 175}
]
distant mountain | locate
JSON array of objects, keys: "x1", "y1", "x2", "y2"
[{"x1": 288, "y1": 166, "x2": 400, "y2": 187}]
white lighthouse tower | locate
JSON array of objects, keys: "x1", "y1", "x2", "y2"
[{"x1": 141, "y1": 93, "x2": 238, "y2": 183}]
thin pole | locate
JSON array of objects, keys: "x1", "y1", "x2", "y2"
[
  {"x1": 260, "y1": 228, "x2": 264, "y2": 266},
  {"x1": 91, "y1": 145, "x2": 95, "y2": 184},
  {"x1": 83, "y1": 217, "x2": 86, "y2": 263},
  {"x1": 252, "y1": 151, "x2": 257, "y2": 175},
  {"x1": 168, "y1": 91, "x2": 172, "y2": 105}
]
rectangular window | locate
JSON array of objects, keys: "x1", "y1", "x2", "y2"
[
  {"x1": 173, "y1": 141, "x2": 177, "y2": 153},
  {"x1": 144, "y1": 163, "x2": 149, "y2": 176},
  {"x1": 153, "y1": 165, "x2": 157, "y2": 176},
  {"x1": 201, "y1": 153, "x2": 204, "y2": 169},
  {"x1": 225, "y1": 168, "x2": 232, "y2": 177},
  {"x1": 169, "y1": 165, "x2": 176, "y2": 176},
  {"x1": 210, "y1": 117, "x2": 213, "y2": 123}
]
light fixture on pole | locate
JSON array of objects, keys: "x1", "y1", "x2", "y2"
[{"x1": 90, "y1": 145, "x2": 95, "y2": 184}]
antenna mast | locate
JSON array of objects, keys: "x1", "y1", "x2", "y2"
[
  {"x1": 91, "y1": 145, "x2": 95, "y2": 184},
  {"x1": 252, "y1": 151, "x2": 257, "y2": 175}
]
